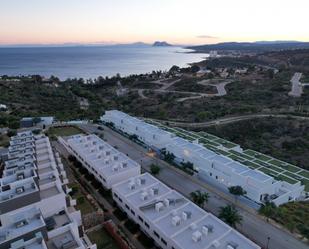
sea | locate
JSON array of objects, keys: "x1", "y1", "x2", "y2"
[{"x1": 0, "y1": 45, "x2": 207, "y2": 79}]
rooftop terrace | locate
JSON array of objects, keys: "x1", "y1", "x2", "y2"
[
  {"x1": 146, "y1": 119, "x2": 309, "y2": 192},
  {"x1": 113, "y1": 173, "x2": 260, "y2": 249}
]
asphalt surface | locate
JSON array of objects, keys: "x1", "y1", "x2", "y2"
[
  {"x1": 147, "y1": 113, "x2": 309, "y2": 128},
  {"x1": 70, "y1": 124, "x2": 308, "y2": 249},
  {"x1": 289, "y1": 72, "x2": 303, "y2": 97}
]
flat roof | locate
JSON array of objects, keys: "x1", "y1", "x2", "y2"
[
  {"x1": 0, "y1": 208, "x2": 45, "y2": 243},
  {"x1": 67, "y1": 134, "x2": 140, "y2": 178},
  {"x1": 113, "y1": 173, "x2": 260, "y2": 249},
  {"x1": 241, "y1": 169, "x2": 271, "y2": 182}
]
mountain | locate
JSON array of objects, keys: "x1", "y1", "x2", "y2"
[
  {"x1": 153, "y1": 41, "x2": 173, "y2": 47},
  {"x1": 254, "y1": 40, "x2": 302, "y2": 44},
  {"x1": 187, "y1": 41, "x2": 309, "y2": 53}
]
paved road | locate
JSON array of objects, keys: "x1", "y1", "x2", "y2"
[
  {"x1": 136, "y1": 78, "x2": 231, "y2": 102},
  {"x1": 146, "y1": 113, "x2": 309, "y2": 128},
  {"x1": 197, "y1": 79, "x2": 233, "y2": 96},
  {"x1": 289, "y1": 72, "x2": 303, "y2": 97},
  {"x1": 77, "y1": 124, "x2": 309, "y2": 249}
]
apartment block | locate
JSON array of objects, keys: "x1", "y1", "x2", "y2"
[
  {"x1": 112, "y1": 173, "x2": 261, "y2": 249},
  {"x1": 101, "y1": 110, "x2": 305, "y2": 205},
  {"x1": 60, "y1": 134, "x2": 141, "y2": 189},
  {"x1": 0, "y1": 131, "x2": 96, "y2": 249}
]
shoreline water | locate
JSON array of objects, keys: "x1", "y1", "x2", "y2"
[{"x1": 0, "y1": 46, "x2": 207, "y2": 80}]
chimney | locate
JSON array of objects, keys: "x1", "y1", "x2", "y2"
[
  {"x1": 140, "y1": 191, "x2": 148, "y2": 201},
  {"x1": 172, "y1": 216, "x2": 181, "y2": 226},
  {"x1": 202, "y1": 226, "x2": 208, "y2": 236},
  {"x1": 192, "y1": 231, "x2": 202, "y2": 242},
  {"x1": 164, "y1": 198, "x2": 170, "y2": 207},
  {"x1": 155, "y1": 202, "x2": 164, "y2": 212},
  {"x1": 136, "y1": 178, "x2": 142, "y2": 186}
]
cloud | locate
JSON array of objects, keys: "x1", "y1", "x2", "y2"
[{"x1": 196, "y1": 35, "x2": 218, "y2": 39}]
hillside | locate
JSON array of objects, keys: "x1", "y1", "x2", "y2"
[{"x1": 188, "y1": 41, "x2": 309, "y2": 53}]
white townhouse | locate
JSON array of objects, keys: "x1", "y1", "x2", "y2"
[
  {"x1": 101, "y1": 110, "x2": 173, "y2": 150},
  {"x1": 112, "y1": 173, "x2": 261, "y2": 249},
  {"x1": 0, "y1": 131, "x2": 96, "y2": 249},
  {"x1": 60, "y1": 134, "x2": 141, "y2": 189},
  {"x1": 101, "y1": 110, "x2": 305, "y2": 206}
]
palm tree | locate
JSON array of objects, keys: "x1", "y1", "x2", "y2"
[
  {"x1": 190, "y1": 190, "x2": 209, "y2": 208},
  {"x1": 219, "y1": 205, "x2": 242, "y2": 228},
  {"x1": 228, "y1": 186, "x2": 246, "y2": 203}
]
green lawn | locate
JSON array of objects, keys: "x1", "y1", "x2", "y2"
[
  {"x1": 243, "y1": 149, "x2": 258, "y2": 157},
  {"x1": 275, "y1": 174, "x2": 299, "y2": 185},
  {"x1": 301, "y1": 179, "x2": 309, "y2": 192},
  {"x1": 47, "y1": 126, "x2": 83, "y2": 137},
  {"x1": 285, "y1": 164, "x2": 302, "y2": 173},
  {"x1": 69, "y1": 183, "x2": 95, "y2": 215},
  {"x1": 258, "y1": 167, "x2": 279, "y2": 177},
  {"x1": 87, "y1": 228, "x2": 119, "y2": 249},
  {"x1": 243, "y1": 161, "x2": 262, "y2": 169},
  {"x1": 299, "y1": 170, "x2": 309, "y2": 178}
]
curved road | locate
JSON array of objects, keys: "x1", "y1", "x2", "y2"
[
  {"x1": 136, "y1": 78, "x2": 233, "y2": 102},
  {"x1": 146, "y1": 113, "x2": 309, "y2": 128}
]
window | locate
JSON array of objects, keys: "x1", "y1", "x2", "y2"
[
  {"x1": 131, "y1": 210, "x2": 135, "y2": 216},
  {"x1": 215, "y1": 176, "x2": 218, "y2": 179},
  {"x1": 125, "y1": 204, "x2": 130, "y2": 210},
  {"x1": 118, "y1": 198, "x2": 123, "y2": 203},
  {"x1": 114, "y1": 193, "x2": 118, "y2": 198},
  {"x1": 161, "y1": 238, "x2": 167, "y2": 246},
  {"x1": 153, "y1": 231, "x2": 160, "y2": 238},
  {"x1": 138, "y1": 216, "x2": 144, "y2": 222},
  {"x1": 210, "y1": 173, "x2": 212, "y2": 176},
  {"x1": 145, "y1": 222, "x2": 150, "y2": 228}
]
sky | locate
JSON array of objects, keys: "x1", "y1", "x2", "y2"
[{"x1": 1, "y1": 0, "x2": 309, "y2": 46}]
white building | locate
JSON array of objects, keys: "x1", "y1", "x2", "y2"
[
  {"x1": 0, "y1": 104, "x2": 7, "y2": 111},
  {"x1": 0, "y1": 131, "x2": 96, "y2": 249},
  {"x1": 60, "y1": 134, "x2": 141, "y2": 189},
  {"x1": 101, "y1": 110, "x2": 305, "y2": 206},
  {"x1": 101, "y1": 110, "x2": 173, "y2": 150},
  {"x1": 112, "y1": 173, "x2": 261, "y2": 249}
]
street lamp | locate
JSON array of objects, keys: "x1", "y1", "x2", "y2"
[{"x1": 266, "y1": 236, "x2": 270, "y2": 249}]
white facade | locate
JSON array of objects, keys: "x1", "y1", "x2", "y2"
[
  {"x1": 0, "y1": 131, "x2": 96, "y2": 249},
  {"x1": 112, "y1": 173, "x2": 261, "y2": 249},
  {"x1": 61, "y1": 134, "x2": 141, "y2": 189},
  {"x1": 0, "y1": 104, "x2": 7, "y2": 110},
  {"x1": 101, "y1": 110, "x2": 305, "y2": 206},
  {"x1": 102, "y1": 110, "x2": 173, "y2": 149}
]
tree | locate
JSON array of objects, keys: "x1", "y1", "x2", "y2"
[
  {"x1": 150, "y1": 164, "x2": 161, "y2": 175},
  {"x1": 191, "y1": 65, "x2": 200, "y2": 73},
  {"x1": 129, "y1": 134, "x2": 138, "y2": 141},
  {"x1": 219, "y1": 205, "x2": 242, "y2": 228},
  {"x1": 190, "y1": 190, "x2": 209, "y2": 208},
  {"x1": 258, "y1": 202, "x2": 276, "y2": 222},
  {"x1": 164, "y1": 152, "x2": 175, "y2": 163},
  {"x1": 169, "y1": 65, "x2": 180, "y2": 73},
  {"x1": 228, "y1": 186, "x2": 246, "y2": 202},
  {"x1": 7, "y1": 129, "x2": 17, "y2": 137}
]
